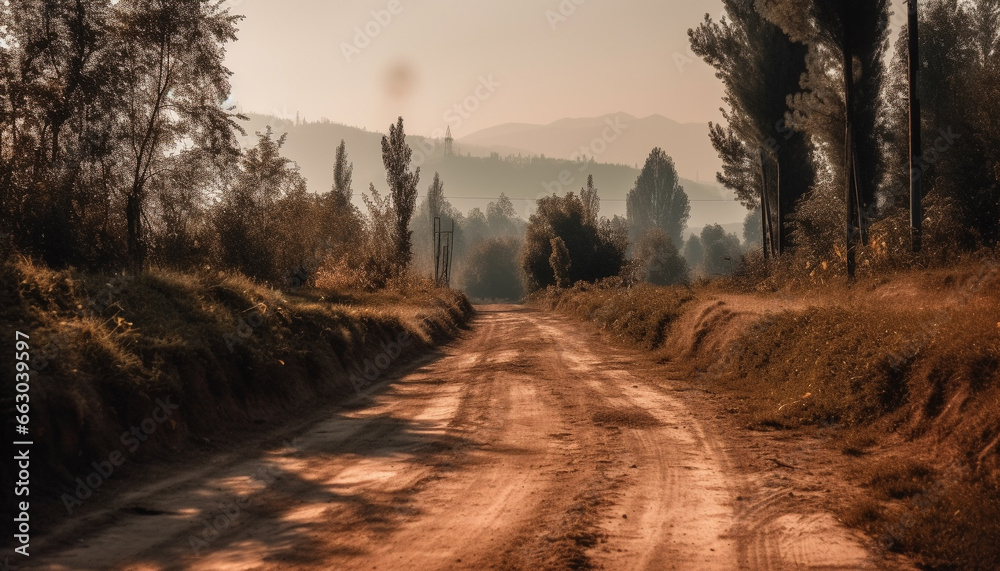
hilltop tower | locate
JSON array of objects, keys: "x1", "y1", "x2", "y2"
[{"x1": 444, "y1": 126, "x2": 454, "y2": 156}]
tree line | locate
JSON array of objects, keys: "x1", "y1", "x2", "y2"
[
  {"x1": 0, "y1": 1, "x2": 433, "y2": 290},
  {"x1": 690, "y1": 0, "x2": 1000, "y2": 278}
]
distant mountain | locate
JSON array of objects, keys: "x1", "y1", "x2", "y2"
[
  {"x1": 458, "y1": 113, "x2": 723, "y2": 183},
  {"x1": 236, "y1": 113, "x2": 747, "y2": 231}
]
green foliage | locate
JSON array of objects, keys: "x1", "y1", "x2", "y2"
[
  {"x1": 683, "y1": 235, "x2": 705, "y2": 270},
  {"x1": 758, "y1": 0, "x2": 891, "y2": 254},
  {"x1": 699, "y1": 224, "x2": 743, "y2": 276},
  {"x1": 626, "y1": 148, "x2": 690, "y2": 248},
  {"x1": 332, "y1": 139, "x2": 354, "y2": 202},
  {"x1": 549, "y1": 237, "x2": 572, "y2": 288},
  {"x1": 522, "y1": 188, "x2": 628, "y2": 292},
  {"x1": 0, "y1": 0, "x2": 243, "y2": 270},
  {"x1": 690, "y1": 0, "x2": 815, "y2": 252},
  {"x1": 633, "y1": 228, "x2": 689, "y2": 286},
  {"x1": 381, "y1": 117, "x2": 420, "y2": 273}
]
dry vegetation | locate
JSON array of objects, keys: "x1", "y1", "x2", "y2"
[
  {"x1": 0, "y1": 257, "x2": 472, "y2": 499},
  {"x1": 532, "y1": 256, "x2": 1000, "y2": 569}
]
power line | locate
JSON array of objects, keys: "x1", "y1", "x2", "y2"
[{"x1": 414, "y1": 195, "x2": 742, "y2": 202}]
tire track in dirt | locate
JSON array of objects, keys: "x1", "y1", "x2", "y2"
[{"x1": 29, "y1": 305, "x2": 889, "y2": 570}]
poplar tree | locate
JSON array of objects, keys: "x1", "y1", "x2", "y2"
[
  {"x1": 381, "y1": 117, "x2": 420, "y2": 272},
  {"x1": 626, "y1": 148, "x2": 690, "y2": 249},
  {"x1": 690, "y1": 0, "x2": 815, "y2": 255}
]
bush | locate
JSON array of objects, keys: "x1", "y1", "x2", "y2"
[
  {"x1": 633, "y1": 228, "x2": 689, "y2": 286},
  {"x1": 522, "y1": 192, "x2": 627, "y2": 291}
]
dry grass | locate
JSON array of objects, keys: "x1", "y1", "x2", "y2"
[
  {"x1": 0, "y1": 256, "x2": 472, "y2": 496},
  {"x1": 534, "y1": 258, "x2": 1000, "y2": 569},
  {"x1": 530, "y1": 280, "x2": 695, "y2": 350}
]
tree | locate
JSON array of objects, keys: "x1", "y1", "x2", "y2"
[
  {"x1": 690, "y1": 0, "x2": 815, "y2": 256},
  {"x1": 757, "y1": 0, "x2": 891, "y2": 277},
  {"x1": 214, "y1": 127, "x2": 305, "y2": 281},
  {"x1": 359, "y1": 183, "x2": 397, "y2": 288},
  {"x1": 634, "y1": 228, "x2": 689, "y2": 286},
  {"x1": 486, "y1": 193, "x2": 519, "y2": 237},
  {"x1": 332, "y1": 139, "x2": 353, "y2": 202},
  {"x1": 684, "y1": 235, "x2": 706, "y2": 271},
  {"x1": 0, "y1": 1, "x2": 127, "y2": 267},
  {"x1": 464, "y1": 207, "x2": 489, "y2": 245},
  {"x1": 626, "y1": 148, "x2": 690, "y2": 248},
  {"x1": 905, "y1": 0, "x2": 923, "y2": 253},
  {"x1": 699, "y1": 224, "x2": 743, "y2": 275},
  {"x1": 743, "y1": 208, "x2": 763, "y2": 247},
  {"x1": 549, "y1": 237, "x2": 572, "y2": 288},
  {"x1": 581, "y1": 174, "x2": 600, "y2": 227},
  {"x1": 114, "y1": 0, "x2": 244, "y2": 269},
  {"x1": 0, "y1": 0, "x2": 243, "y2": 271},
  {"x1": 896, "y1": 0, "x2": 1000, "y2": 249},
  {"x1": 427, "y1": 172, "x2": 446, "y2": 222},
  {"x1": 380, "y1": 117, "x2": 420, "y2": 272},
  {"x1": 876, "y1": 1, "x2": 1000, "y2": 255},
  {"x1": 522, "y1": 191, "x2": 626, "y2": 291}
]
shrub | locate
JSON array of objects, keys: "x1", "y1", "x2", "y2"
[{"x1": 633, "y1": 228, "x2": 689, "y2": 286}]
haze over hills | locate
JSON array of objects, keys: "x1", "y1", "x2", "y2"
[
  {"x1": 458, "y1": 113, "x2": 724, "y2": 183},
  {"x1": 237, "y1": 113, "x2": 748, "y2": 235}
]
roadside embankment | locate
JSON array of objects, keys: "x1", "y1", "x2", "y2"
[
  {"x1": 531, "y1": 261, "x2": 1000, "y2": 569},
  {"x1": 0, "y1": 258, "x2": 472, "y2": 504}
]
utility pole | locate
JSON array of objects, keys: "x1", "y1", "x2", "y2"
[
  {"x1": 433, "y1": 217, "x2": 441, "y2": 284},
  {"x1": 908, "y1": 0, "x2": 923, "y2": 253},
  {"x1": 760, "y1": 148, "x2": 774, "y2": 260},
  {"x1": 843, "y1": 13, "x2": 858, "y2": 281},
  {"x1": 432, "y1": 217, "x2": 455, "y2": 287}
]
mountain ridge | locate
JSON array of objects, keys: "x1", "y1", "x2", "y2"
[{"x1": 235, "y1": 113, "x2": 747, "y2": 231}]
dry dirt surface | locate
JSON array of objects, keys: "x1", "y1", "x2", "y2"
[{"x1": 28, "y1": 305, "x2": 910, "y2": 570}]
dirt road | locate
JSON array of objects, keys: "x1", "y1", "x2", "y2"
[{"x1": 30, "y1": 305, "x2": 890, "y2": 570}]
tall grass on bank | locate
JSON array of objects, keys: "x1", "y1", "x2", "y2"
[
  {"x1": 532, "y1": 261, "x2": 1000, "y2": 569},
  {"x1": 531, "y1": 280, "x2": 695, "y2": 350},
  {"x1": 0, "y1": 257, "x2": 472, "y2": 499}
]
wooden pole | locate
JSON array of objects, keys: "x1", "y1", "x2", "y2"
[
  {"x1": 760, "y1": 149, "x2": 773, "y2": 260},
  {"x1": 908, "y1": 0, "x2": 923, "y2": 253},
  {"x1": 844, "y1": 16, "x2": 858, "y2": 281},
  {"x1": 433, "y1": 217, "x2": 441, "y2": 285}
]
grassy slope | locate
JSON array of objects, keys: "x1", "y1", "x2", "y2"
[
  {"x1": 1, "y1": 259, "x2": 473, "y2": 498},
  {"x1": 531, "y1": 261, "x2": 1000, "y2": 569}
]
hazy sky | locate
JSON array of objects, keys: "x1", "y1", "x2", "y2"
[{"x1": 223, "y1": 0, "x2": 732, "y2": 137}]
